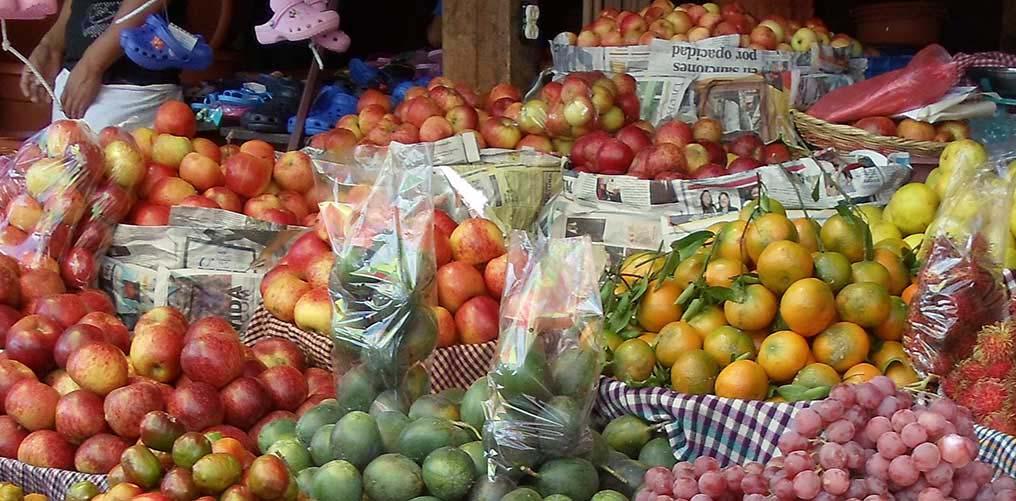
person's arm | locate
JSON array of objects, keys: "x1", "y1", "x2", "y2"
[
  {"x1": 19, "y1": 0, "x2": 72, "y2": 103},
  {"x1": 61, "y1": 0, "x2": 169, "y2": 118}
]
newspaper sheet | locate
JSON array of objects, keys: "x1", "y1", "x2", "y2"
[
  {"x1": 646, "y1": 39, "x2": 794, "y2": 77},
  {"x1": 100, "y1": 224, "x2": 297, "y2": 330},
  {"x1": 558, "y1": 151, "x2": 910, "y2": 224}
]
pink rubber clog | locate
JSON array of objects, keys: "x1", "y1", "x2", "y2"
[
  {"x1": 255, "y1": 0, "x2": 339, "y2": 44},
  {"x1": 313, "y1": 28, "x2": 350, "y2": 53},
  {"x1": 0, "y1": 0, "x2": 57, "y2": 20}
]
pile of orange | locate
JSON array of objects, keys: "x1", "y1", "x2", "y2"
[{"x1": 606, "y1": 202, "x2": 921, "y2": 401}]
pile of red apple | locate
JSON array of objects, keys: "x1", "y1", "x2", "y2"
[
  {"x1": 558, "y1": 0, "x2": 862, "y2": 54},
  {"x1": 852, "y1": 116, "x2": 971, "y2": 143},
  {"x1": 0, "y1": 299, "x2": 332, "y2": 474},
  {"x1": 127, "y1": 101, "x2": 328, "y2": 227},
  {"x1": 310, "y1": 71, "x2": 641, "y2": 157},
  {"x1": 570, "y1": 116, "x2": 792, "y2": 180}
]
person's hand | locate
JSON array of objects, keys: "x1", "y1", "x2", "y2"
[
  {"x1": 60, "y1": 62, "x2": 103, "y2": 119},
  {"x1": 19, "y1": 43, "x2": 62, "y2": 104}
]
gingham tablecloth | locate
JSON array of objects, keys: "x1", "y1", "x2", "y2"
[
  {"x1": 595, "y1": 377, "x2": 1016, "y2": 478},
  {"x1": 0, "y1": 457, "x2": 107, "y2": 500},
  {"x1": 242, "y1": 306, "x2": 495, "y2": 392}
]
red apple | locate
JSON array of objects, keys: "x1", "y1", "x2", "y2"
[
  {"x1": 103, "y1": 382, "x2": 165, "y2": 438},
  {"x1": 139, "y1": 163, "x2": 176, "y2": 199},
  {"x1": 17, "y1": 430, "x2": 75, "y2": 469},
  {"x1": 762, "y1": 142, "x2": 792, "y2": 164},
  {"x1": 129, "y1": 202, "x2": 171, "y2": 226},
  {"x1": 293, "y1": 286, "x2": 332, "y2": 335},
  {"x1": 239, "y1": 140, "x2": 276, "y2": 163},
  {"x1": 251, "y1": 337, "x2": 306, "y2": 371},
  {"x1": 55, "y1": 389, "x2": 108, "y2": 443},
  {"x1": 179, "y1": 152, "x2": 224, "y2": 191},
  {"x1": 167, "y1": 381, "x2": 223, "y2": 431},
  {"x1": 5, "y1": 314, "x2": 62, "y2": 374},
  {"x1": 483, "y1": 254, "x2": 507, "y2": 298},
  {"x1": 692, "y1": 118, "x2": 723, "y2": 143},
  {"x1": 420, "y1": 116, "x2": 455, "y2": 142},
  {"x1": 691, "y1": 163, "x2": 727, "y2": 179},
  {"x1": 130, "y1": 323, "x2": 185, "y2": 383},
  {"x1": 595, "y1": 139, "x2": 636, "y2": 175},
  {"x1": 654, "y1": 120, "x2": 694, "y2": 148},
  {"x1": 436, "y1": 261, "x2": 487, "y2": 313},
  {"x1": 357, "y1": 89, "x2": 392, "y2": 113},
  {"x1": 433, "y1": 306, "x2": 458, "y2": 348},
  {"x1": 647, "y1": 143, "x2": 688, "y2": 176},
  {"x1": 273, "y1": 151, "x2": 315, "y2": 193},
  {"x1": 727, "y1": 157, "x2": 764, "y2": 174},
  {"x1": 178, "y1": 195, "x2": 220, "y2": 209},
  {"x1": 256, "y1": 366, "x2": 308, "y2": 412},
  {"x1": 0, "y1": 415, "x2": 28, "y2": 458},
  {"x1": 480, "y1": 117, "x2": 522, "y2": 149},
  {"x1": 727, "y1": 132, "x2": 764, "y2": 160},
  {"x1": 181, "y1": 330, "x2": 245, "y2": 388},
  {"x1": 74, "y1": 433, "x2": 129, "y2": 474},
  {"x1": 305, "y1": 367, "x2": 333, "y2": 397},
  {"x1": 155, "y1": 101, "x2": 197, "y2": 138},
  {"x1": 192, "y1": 137, "x2": 221, "y2": 162},
  {"x1": 303, "y1": 252, "x2": 334, "y2": 289},
  {"x1": 203, "y1": 187, "x2": 243, "y2": 213},
  {"x1": 854, "y1": 116, "x2": 898, "y2": 137},
  {"x1": 0, "y1": 360, "x2": 35, "y2": 414},
  {"x1": 66, "y1": 342, "x2": 128, "y2": 396},
  {"x1": 28, "y1": 293, "x2": 87, "y2": 329},
  {"x1": 434, "y1": 229, "x2": 452, "y2": 267},
  {"x1": 487, "y1": 83, "x2": 522, "y2": 108},
  {"x1": 697, "y1": 140, "x2": 727, "y2": 166},
  {"x1": 570, "y1": 131, "x2": 611, "y2": 168},
  {"x1": 53, "y1": 324, "x2": 104, "y2": 368},
  {"x1": 18, "y1": 269, "x2": 65, "y2": 302},
  {"x1": 77, "y1": 311, "x2": 130, "y2": 352},
  {"x1": 517, "y1": 134, "x2": 554, "y2": 153},
  {"x1": 284, "y1": 232, "x2": 331, "y2": 271},
  {"x1": 455, "y1": 296, "x2": 499, "y2": 344},
  {"x1": 149, "y1": 176, "x2": 198, "y2": 206},
  {"x1": 76, "y1": 287, "x2": 113, "y2": 315},
  {"x1": 220, "y1": 377, "x2": 271, "y2": 430},
  {"x1": 5, "y1": 379, "x2": 59, "y2": 430},
  {"x1": 224, "y1": 153, "x2": 273, "y2": 198},
  {"x1": 0, "y1": 305, "x2": 22, "y2": 347},
  {"x1": 616, "y1": 125, "x2": 653, "y2": 155},
  {"x1": 449, "y1": 218, "x2": 506, "y2": 265},
  {"x1": 433, "y1": 210, "x2": 458, "y2": 236}
]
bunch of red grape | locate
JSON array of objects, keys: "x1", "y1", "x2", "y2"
[{"x1": 634, "y1": 376, "x2": 1016, "y2": 500}]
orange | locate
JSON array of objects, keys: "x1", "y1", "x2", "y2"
[
  {"x1": 673, "y1": 252, "x2": 707, "y2": 287},
  {"x1": 739, "y1": 198, "x2": 787, "y2": 220},
  {"x1": 793, "y1": 218, "x2": 822, "y2": 253},
  {"x1": 638, "y1": 332, "x2": 658, "y2": 346},
  {"x1": 886, "y1": 363, "x2": 920, "y2": 387},
  {"x1": 616, "y1": 251, "x2": 666, "y2": 294},
  {"x1": 655, "y1": 321, "x2": 703, "y2": 367},
  {"x1": 688, "y1": 305, "x2": 727, "y2": 336},
  {"x1": 715, "y1": 220, "x2": 749, "y2": 263},
  {"x1": 871, "y1": 340, "x2": 908, "y2": 372},
  {"x1": 874, "y1": 238, "x2": 908, "y2": 257},
  {"x1": 793, "y1": 363, "x2": 841, "y2": 388},
  {"x1": 812, "y1": 251, "x2": 852, "y2": 292},
  {"x1": 670, "y1": 349, "x2": 720, "y2": 395},
  {"x1": 612, "y1": 339, "x2": 656, "y2": 381},
  {"x1": 842, "y1": 363, "x2": 880, "y2": 384},
  {"x1": 636, "y1": 279, "x2": 684, "y2": 332},
  {"x1": 756, "y1": 241, "x2": 814, "y2": 294},
  {"x1": 873, "y1": 248, "x2": 910, "y2": 295},
  {"x1": 874, "y1": 297, "x2": 907, "y2": 341},
  {"x1": 812, "y1": 322, "x2": 871, "y2": 372},
  {"x1": 850, "y1": 260, "x2": 891, "y2": 289},
  {"x1": 747, "y1": 329, "x2": 768, "y2": 351},
  {"x1": 820, "y1": 214, "x2": 867, "y2": 263},
  {"x1": 744, "y1": 213, "x2": 799, "y2": 263},
  {"x1": 757, "y1": 331, "x2": 811, "y2": 383},
  {"x1": 601, "y1": 330, "x2": 623, "y2": 351},
  {"x1": 723, "y1": 284, "x2": 777, "y2": 331},
  {"x1": 714, "y1": 360, "x2": 770, "y2": 400},
  {"x1": 703, "y1": 326, "x2": 756, "y2": 367},
  {"x1": 901, "y1": 283, "x2": 918, "y2": 305},
  {"x1": 805, "y1": 351, "x2": 817, "y2": 365},
  {"x1": 704, "y1": 257, "x2": 746, "y2": 288},
  {"x1": 779, "y1": 278, "x2": 837, "y2": 337},
  {"x1": 835, "y1": 282, "x2": 891, "y2": 328}
]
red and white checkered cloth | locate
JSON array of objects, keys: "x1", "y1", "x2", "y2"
[
  {"x1": 953, "y1": 52, "x2": 1016, "y2": 84},
  {"x1": 241, "y1": 307, "x2": 495, "y2": 393}
]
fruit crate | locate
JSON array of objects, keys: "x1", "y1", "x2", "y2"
[
  {"x1": 791, "y1": 109, "x2": 947, "y2": 164},
  {"x1": 241, "y1": 306, "x2": 496, "y2": 392},
  {"x1": 594, "y1": 377, "x2": 1016, "y2": 477}
]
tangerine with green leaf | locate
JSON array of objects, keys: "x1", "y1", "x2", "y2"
[
  {"x1": 873, "y1": 248, "x2": 910, "y2": 295},
  {"x1": 812, "y1": 322, "x2": 871, "y2": 372},
  {"x1": 704, "y1": 257, "x2": 746, "y2": 288},
  {"x1": 635, "y1": 279, "x2": 684, "y2": 332},
  {"x1": 792, "y1": 218, "x2": 822, "y2": 253},
  {"x1": 669, "y1": 349, "x2": 719, "y2": 395},
  {"x1": 655, "y1": 321, "x2": 703, "y2": 367},
  {"x1": 835, "y1": 282, "x2": 891, "y2": 328},
  {"x1": 739, "y1": 198, "x2": 786, "y2": 220},
  {"x1": 687, "y1": 305, "x2": 727, "y2": 336},
  {"x1": 612, "y1": 339, "x2": 656, "y2": 382},
  {"x1": 850, "y1": 260, "x2": 891, "y2": 289},
  {"x1": 714, "y1": 360, "x2": 769, "y2": 400},
  {"x1": 779, "y1": 278, "x2": 836, "y2": 337},
  {"x1": 812, "y1": 251, "x2": 852, "y2": 292},
  {"x1": 820, "y1": 213, "x2": 867, "y2": 263},
  {"x1": 757, "y1": 330, "x2": 811, "y2": 383},
  {"x1": 744, "y1": 213, "x2": 799, "y2": 263},
  {"x1": 703, "y1": 326, "x2": 756, "y2": 367},
  {"x1": 723, "y1": 284, "x2": 777, "y2": 331},
  {"x1": 756, "y1": 240, "x2": 814, "y2": 294},
  {"x1": 793, "y1": 363, "x2": 841, "y2": 388}
]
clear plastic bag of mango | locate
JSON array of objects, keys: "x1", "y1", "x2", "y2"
[
  {"x1": 904, "y1": 158, "x2": 1014, "y2": 377},
  {"x1": 483, "y1": 232, "x2": 606, "y2": 479},
  {"x1": 323, "y1": 142, "x2": 439, "y2": 415}
]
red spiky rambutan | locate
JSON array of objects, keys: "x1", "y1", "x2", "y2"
[
  {"x1": 982, "y1": 409, "x2": 1016, "y2": 436},
  {"x1": 961, "y1": 378, "x2": 1011, "y2": 419},
  {"x1": 973, "y1": 323, "x2": 1016, "y2": 363},
  {"x1": 983, "y1": 359, "x2": 1016, "y2": 379}
]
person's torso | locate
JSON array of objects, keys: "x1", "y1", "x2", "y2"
[{"x1": 64, "y1": 0, "x2": 186, "y2": 85}]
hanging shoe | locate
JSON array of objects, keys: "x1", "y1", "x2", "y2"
[
  {"x1": 255, "y1": 0, "x2": 339, "y2": 45},
  {"x1": 0, "y1": 0, "x2": 57, "y2": 20},
  {"x1": 120, "y1": 15, "x2": 213, "y2": 70},
  {"x1": 312, "y1": 29, "x2": 350, "y2": 54}
]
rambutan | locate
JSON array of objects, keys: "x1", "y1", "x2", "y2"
[
  {"x1": 973, "y1": 321, "x2": 1016, "y2": 363},
  {"x1": 983, "y1": 359, "x2": 1015, "y2": 379},
  {"x1": 982, "y1": 409, "x2": 1016, "y2": 436},
  {"x1": 961, "y1": 378, "x2": 1011, "y2": 419}
]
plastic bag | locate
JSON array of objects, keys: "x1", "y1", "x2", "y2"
[
  {"x1": 483, "y1": 232, "x2": 605, "y2": 478},
  {"x1": 904, "y1": 161, "x2": 1013, "y2": 377},
  {"x1": 807, "y1": 45, "x2": 959, "y2": 124},
  {"x1": 326, "y1": 142, "x2": 438, "y2": 414},
  {"x1": 64, "y1": 127, "x2": 146, "y2": 288},
  {"x1": 0, "y1": 120, "x2": 104, "y2": 275}
]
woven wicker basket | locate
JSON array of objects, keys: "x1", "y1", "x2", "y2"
[{"x1": 791, "y1": 109, "x2": 947, "y2": 164}]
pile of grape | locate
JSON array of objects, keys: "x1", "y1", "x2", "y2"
[{"x1": 634, "y1": 376, "x2": 1016, "y2": 500}]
